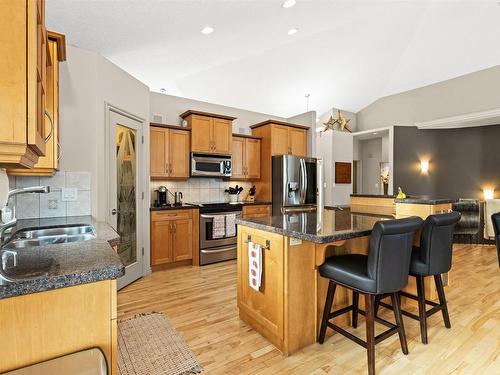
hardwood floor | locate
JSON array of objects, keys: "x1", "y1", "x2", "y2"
[{"x1": 117, "y1": 244, "x2": 500, "y2": 374}]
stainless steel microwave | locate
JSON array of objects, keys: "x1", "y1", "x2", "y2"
[{"x1": 191, "y1": 153, "x2": 232, "y2": 177}]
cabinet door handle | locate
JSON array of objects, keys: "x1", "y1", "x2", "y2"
[{"x1": 173, "y1": 223, "x2": 177, "y2": 233}]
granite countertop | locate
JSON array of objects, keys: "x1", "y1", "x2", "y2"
[
  {"x1": 0, "y1": 216, "x2": 124, "y2": 300},
  {"x1": 394, "y1": 197, "x2": 457, "y2": 205},
  {"x1": 236, "y1": 208, "x2": 393, "y2": 244},
  {"x1": 150, "y1": 201, "x2": 271, "y2": 211}
]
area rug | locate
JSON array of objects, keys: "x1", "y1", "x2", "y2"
[{"x1": 118, "y1": 312, "x2": 203, "y2": 375}]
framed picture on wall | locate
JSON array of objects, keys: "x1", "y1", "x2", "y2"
[{"x1": 335, "y1": 162, "x2": 352, "y2": 184}]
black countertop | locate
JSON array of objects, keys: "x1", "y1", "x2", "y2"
[
  {"x1": 236, "y1": 208, "x2": 393, "y2": 244},
  {"x1": 394, "y1": 197, "x2": 457, "y2": 205},
  {"x1": 150, "y1": 201, "x2": 272, "y2": 211},
  {"x1": 351, "y1": 194, "x2": 456, "y2": 205},
  {"x1": 0, "y1": 216, "x2": 124, "y2": 300}
]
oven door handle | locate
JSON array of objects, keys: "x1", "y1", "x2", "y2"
[
  {"x1": 200, "y1": 245, "x2": 236, "y2": 254},
  {"x1": 200, "y1": 213, "x2": 242, "y2": 219}
]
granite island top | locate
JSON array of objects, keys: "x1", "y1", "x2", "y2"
[
  {"x1": 0, "y1": 216, "x2": 124, "y2": 300},
  {"x1": 236, "y1": 208, "x2": 393, "y2": 244},
  {"x1": 351, "y1": 194, "x2": 456, "y2": 205},
  {"x1": 394, "y1": 196, "x2": 457, "y2": 205}
]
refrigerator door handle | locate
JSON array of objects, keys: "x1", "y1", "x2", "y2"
[{"x1": 300, "y1": 158, "x2": 307, "y2": 204}]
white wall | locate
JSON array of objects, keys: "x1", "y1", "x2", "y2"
[
  {"x1": 315, "y1": 130, "x2": 353, "y2": 206},
  {"x1": 59, "y1": 45, "x2": 150, "y2": 221},
  {"x1": 150, "y1": 92, "x2": 287, "y2": 134},
  {"x1": 359, "y1": 138, "x2": 382, "y2": 195},
  {"x1": 357, "y1": 65, "x2": 500, "y2": 131}
]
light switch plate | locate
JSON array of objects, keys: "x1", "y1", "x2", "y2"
[{"x1": 61, "y1": 188, "x2": 78, "y2": 201}]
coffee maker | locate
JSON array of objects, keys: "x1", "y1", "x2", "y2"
[{"x1": 156, "y1": 186, "x2": 169, "y2": 207}]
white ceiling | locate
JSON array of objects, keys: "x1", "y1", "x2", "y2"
[{"x1": 46, "y1": 0, "x2": 500, "y2": 118}]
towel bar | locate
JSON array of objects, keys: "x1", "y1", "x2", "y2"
[{"x1": 245, "y1": 235, "x2": 271, "y2": 250}]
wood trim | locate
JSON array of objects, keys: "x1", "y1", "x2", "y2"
[
  {"x1": 47, "y1": 30, "x2": 66, "y2": 61},
  {"x1": 192, "y1": 209, "x2": 200, "y2": 267},
  {"x1": 150, "y1": 122, "x2": 191, "y2": 131},
  {"x1": 232, "y1": 133, "x2": 262, "y2": 140},
  {"x1": 249, "y1": 119, "x2": 310, "y2": 130},
  {"x1": 180, "y1": 110, "x2": 237, "y2": 121}
]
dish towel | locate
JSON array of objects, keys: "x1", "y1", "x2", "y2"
[
  {"x1": 248, "y1": 241, "x2": 262, "y2": 292},
  {"x1": 212, "y1": 215, "x2": 226, "y2": 239},
  {"x1": 225, "y1": 213, "x2": 237, "y2": 237},
  {"x1": 485, "y1": 199, "x2": 500, "y2": 239}
]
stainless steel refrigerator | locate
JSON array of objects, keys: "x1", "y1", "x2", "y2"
[{"x1": 272, "y1": 155, "x2": 318, "y2": 215}]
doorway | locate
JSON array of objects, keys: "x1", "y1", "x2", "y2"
[{"x1": 107, "y1": 108, "x2": 144, "y2": 289}]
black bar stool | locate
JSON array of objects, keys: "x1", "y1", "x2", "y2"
[
  {"x1": 318, "y1": 216, "x2": 423, "y2": 375},
  {"x1": 492, "y1": 212, "x2": 500, "y2": 267},
  {"x1": 378, "y1": 212, "x2": 461, "y2": 344}
]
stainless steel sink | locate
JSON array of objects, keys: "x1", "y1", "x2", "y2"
[{"x1": 2, "y1": 224, "x2": 96, "y2": 250}]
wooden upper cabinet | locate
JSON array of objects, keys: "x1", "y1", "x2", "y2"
[
  {"x1": 181, "y1": 110, "x2": 235, "y2": 154},
  {"x1": 212, "y1": 118, "x2": 232, "y2": 153},
  {"x1": 289, "y1": 128, "x2": 307, "y2": 157},
  {"x1": 271, "y1": 125, "x2": 290, "y2": 156},
  {"x1": 250, "y1": 120, "x2": 309, "y2": 201},
  {"x1": 8, "y1": 33, "x2": 66, "y2": 176},
  {"x1": 190, "y1": 115, "x2": 212, "y2": 153},
  {"x1": 150, "y1": 127, "x2": 168, "y2": 178},
  {"x1": 150, "y1": 125, "x2": 190, "y2": 180},
  {"x1": 245, "y1": 138, "x2": 261, "y2": 179},
  {"x1": 169, "y1": 129, "x2": 190, "y2": 178},
  {"x1": 0, "y1": 0, "x2": 51, "y2": 168},
  {"x1": 231, "y1": 135, "x2": 261, "y2": 181},
  {"x1": 231, "y1": 136, "x2": 245, "y2": 180}
]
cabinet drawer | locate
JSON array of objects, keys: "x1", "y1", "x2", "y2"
[
  {"x1": 151, "y1": 209, "x2": 193, "y2": 221},
  {"x1": 243, "y1": 205, "x2": 271, "y2": 217}
]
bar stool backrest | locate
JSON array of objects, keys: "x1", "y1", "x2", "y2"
[
  {"x1": 368, "y1": 216, "x2": 423, "y2": 294},
  {"x1": 417, "y1": 212, "x2": 461, "y2": 275}
]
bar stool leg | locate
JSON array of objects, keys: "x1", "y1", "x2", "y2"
[
  {"x1": 391, "y1": 292, "x2": 409, "y2": 355},
  {"x1": 365, "y1": 294, "x2": 376, "y2": 375},
  {"x1": 352, "y1": 291, "x2": 359, "y2": 328},
  {"x1": 319, "y1": 281, "x2": 336, "y2": 344},
  {"x1": 416, "y1": 275, "x2": 428, "y2": 344},
  {"x1": 434, "y1": 274, "x2": 451, "y2": 328}
]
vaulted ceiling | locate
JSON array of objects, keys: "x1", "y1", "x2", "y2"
[{"x1": 46, "y1": 0, "x2": 500, "y2": 117}]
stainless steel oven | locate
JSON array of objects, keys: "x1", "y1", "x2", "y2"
[
  {"x1": 199, "y1": 203, "x2": 242, "y2": 265},
  {"x1": 191, "y1": 153, "x2": 232, "y2": 177}
]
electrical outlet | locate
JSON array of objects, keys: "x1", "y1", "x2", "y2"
[
  {"x1": 48, "y1": 199, "x2": 58, "y2": 210},
  {"x1": 61, "y1": 188, "x2": 78, "y2": 201}
]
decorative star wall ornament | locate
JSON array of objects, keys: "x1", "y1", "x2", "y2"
[{"x1": 322, "y1": 109, "x2": 352, "y2": 133}]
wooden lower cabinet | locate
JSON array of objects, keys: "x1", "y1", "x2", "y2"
[
  {"x1": 242, "y1": 204, "x2": 271, "y2": 218},
  {"x1": 150, "y1": 209, "x2": 198, "y2": 267},
  {"x1": 0, "y1": 280, "x2": 118, "y2": 374}
]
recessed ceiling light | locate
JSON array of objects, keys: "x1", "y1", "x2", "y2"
[
  {"x1": 282, "y1": 0, "x2": 296, "y2": 8},
  {"x1": 201, "y1": 26, "x2": 214, "y2": 35},
  {"x1": 288, "y1": 28, "x2": 298, "y2": 35}
]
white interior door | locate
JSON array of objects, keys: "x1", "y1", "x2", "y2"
[{"x1": 108, "y1": 110, "x2": 144, "y2": 289}]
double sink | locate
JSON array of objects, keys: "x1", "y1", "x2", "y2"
[
  {"x1": 2, "y1": 224, "x2": 96, "y2": 250},
  {"x1": 1, "y1": 224, "x2": 97, "y2": 284}
]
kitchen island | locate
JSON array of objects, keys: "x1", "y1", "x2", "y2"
[
  {"x1": 236, "y1": 207, "x2": 452, "y2": 355},
  {"x1": 0, "y1": 216, "x2": 124, "y2": 374}
]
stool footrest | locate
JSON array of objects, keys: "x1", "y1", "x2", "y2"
[{"x1": 328, "y1": 305, "x2": 353, "y2": 319}]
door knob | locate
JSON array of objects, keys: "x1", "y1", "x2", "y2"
[{"x1": 111, "y1": 209, "x2": 117, "y2": 215}]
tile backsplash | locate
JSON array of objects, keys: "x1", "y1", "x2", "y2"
[
  {"x1": 8, "y1": 171, "x2": 91, "y2": 219},
  {"x1": 150, "y1": 178, "x2": 252, "y2": 205}
]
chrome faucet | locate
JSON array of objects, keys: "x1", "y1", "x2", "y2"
[{"x1": 0, "y1": 186, "x2": 50, "y2": 245}]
